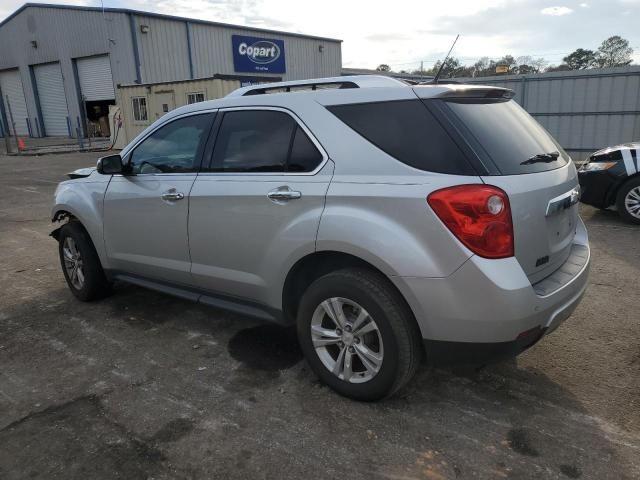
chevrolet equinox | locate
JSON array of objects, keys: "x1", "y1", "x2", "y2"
[{"x1": 51, "y1": 76, "x2": 590, "y2": 400}]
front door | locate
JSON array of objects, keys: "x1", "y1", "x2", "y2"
[
  {"x1": 103, "y1": 112, "x2": 215, "y2": 284},
  {"x1": 189, "y1": 108, "x2": 332, "y2": 306}
]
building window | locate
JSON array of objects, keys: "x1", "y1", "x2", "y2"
[
  {"x1": 132, "y1": 96, "x2": 148, "y2": 122},
  {"x1": 187, "y1": 92, "x2": 205, "y2": 104}
]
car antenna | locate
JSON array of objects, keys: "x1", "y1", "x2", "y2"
[{"x1": 432, "y1": 34, "x2": 460, "y2": 84}]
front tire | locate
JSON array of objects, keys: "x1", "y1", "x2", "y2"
[
  {"x1": 297, "y1": 268, "x2": 422, "y2": 401},
  {"x1": 616, "y1": 177, "x2": 640, "y2": 224},
  {"x1": 58, "y1": 221, "x2": 110, "y2": 301}
]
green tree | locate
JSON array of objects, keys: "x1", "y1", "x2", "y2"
[
  {"x1": 470, "y1": 57, "x2": 497, "y2": 77},
  {"x1": 563, "y1": 48, "x2": 596, "y2": 70},
  {"x1": 376, "y1": 64, "x2": 391, "y2": 72},
  {"x1": 496, "y1": 55, "x2": 518, "y2": 74},
  {"x1": 516, "y1": 56, "x2": 547, "y2": 74},
  {"x1": 546, "y1": 64, "x2": 571, "y2": 73},
  {"x1": 595, "y1": 36, "x2": 633, "y2": 67},
  {"x1": 428, "y1": 57, "x2": 462, "y2": 78}
]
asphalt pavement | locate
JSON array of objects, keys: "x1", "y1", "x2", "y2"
[{"x1": 0, "y1": 152, "x2": 638, "y2": 479}]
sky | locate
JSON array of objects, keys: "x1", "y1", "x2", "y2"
[{"x1": 1, "y1": 0, "x2": 640, "y2": 70}]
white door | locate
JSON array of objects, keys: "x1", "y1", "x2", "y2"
[
  {"x1": 0, "y1": 69, "x2": 29, "y2": 136},
  {"x1": 76, "y1": 55, "x2": 115, "y2": 101},
  {"x1": 34, "y1": 62, "x2": 69, "y2": 136}
]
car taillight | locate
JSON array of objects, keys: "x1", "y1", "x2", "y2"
[{"x1": 427, "y1": 185, "x2": 514, "y2": 259}]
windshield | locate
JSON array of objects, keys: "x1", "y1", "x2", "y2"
[{"x1": 444, "y1": 99, "x2": 569, "y2": 175}]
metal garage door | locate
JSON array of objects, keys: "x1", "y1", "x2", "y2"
[
  {"x1": 0, "y1": 69, "x2": 29, "y2": 136},
  {"x1": 33, "y1": 62, "x2": 69, "y2": 136},
  {"x1": 76, "y1": 55, "x2": 115, "y2": 101}
]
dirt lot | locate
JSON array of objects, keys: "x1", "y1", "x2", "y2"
[{"x1": 0, "y1": 152, "x2": 638, "y2": 480}]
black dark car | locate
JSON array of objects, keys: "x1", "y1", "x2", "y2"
[{"x1": 578, "y1": 143, "x2": 640, "y2": 224}]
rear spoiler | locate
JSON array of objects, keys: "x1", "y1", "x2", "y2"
[{"x1": 431, "y1": 86, "x2": 515, "y2": 100}]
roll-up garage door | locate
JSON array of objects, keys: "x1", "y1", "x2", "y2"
[
  {"x1": 34, "y1": 62, "x2": 69, "y2": 136},
  {"x1": 76, "y1": 55, "x2": 115, "y2": 101},
  {"x1": 0, "y1": 69, "x2": 29, "y2": 136}
]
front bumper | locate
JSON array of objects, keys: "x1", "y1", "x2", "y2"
[
  {"x1": 578, "y1": 169, "x2": 617, "y2": 209},
  {"x1": 393, "y1": 217, "x2": 590, "y2": 365}
]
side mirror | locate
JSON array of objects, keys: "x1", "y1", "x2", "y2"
[{"x1": 96, "y1": 154, "x2": 124, "y2": 175}]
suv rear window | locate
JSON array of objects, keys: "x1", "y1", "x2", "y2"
[
  {"x1": 442, "y1": 99, "x2": 569, "y2": 175},
  {"x1": 327, "y1": 100, "x2": 476, "y2": 175}
]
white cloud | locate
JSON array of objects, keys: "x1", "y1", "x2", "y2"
[
  {"x1": 541, "y1": 6, "x2": 574, "y2": 16},
  {"x1": 580, "y1": 2, "x2": 589, "y2": 7}
]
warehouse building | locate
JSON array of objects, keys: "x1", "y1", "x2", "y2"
[{"x1": 0, "y1": 3, "x2": 342, "y2": 138}]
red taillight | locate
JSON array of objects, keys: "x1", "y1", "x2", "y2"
[{"x1": 427, "y1": 185, "x2": 514, "y2": 259}]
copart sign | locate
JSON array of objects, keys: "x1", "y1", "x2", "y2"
[{"x1": 232, "y1": 35, "x2": 286, "y2": 74}]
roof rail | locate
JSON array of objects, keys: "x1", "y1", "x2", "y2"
[{"x1": 226, "y1": 75, "x2": 406, "y2": 97}]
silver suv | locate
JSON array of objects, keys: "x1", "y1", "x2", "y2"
[{"x1": 52, "y1": 76, "x2": 590, "y2": 400}]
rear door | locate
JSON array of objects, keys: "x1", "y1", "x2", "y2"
[
  {"x1": 188, "y1": 108, "x2": 332, "y2": 305},
  {"x1": 103, "y1": 112, "x2": 215, "y2": 284},
  {"x1": 428, "y1": 95, "x2": 579, "y2": 283}
]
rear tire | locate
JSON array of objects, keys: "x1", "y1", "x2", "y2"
[
  {"x1": 616, "y1": 177, "x2": 640, "y2": 224},
  {"x1": 297, "y1": 268, "x2": 422, "y2": 401},
  {"x1": 58, "y1": 221, "x2": 110, "y2": 301}
]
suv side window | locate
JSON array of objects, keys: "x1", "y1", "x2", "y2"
[
  {"x1": 288, "y1": 126, "x2": 323, "y2": 172},
  {"x1": 328, "y1": 100, "x2": 475, "y2": 175},
  {"x1": 210, "y1": 110, "x2": 294, "y2": 173},
  {"x1": 129, "y1": 113, "x2": 214, "y2": 174},
  {"x1": 208, "y1": 110, "x2": 324, "y2": 173}
]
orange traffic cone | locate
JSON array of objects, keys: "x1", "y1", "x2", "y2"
[{"x1": 17, "y1": 137, "x2": 26, "y2": 151}]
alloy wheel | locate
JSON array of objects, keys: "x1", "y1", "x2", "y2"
[
  {"x1": 624, "y1": 186, "x2": 640, "y2": 219},
  {"x1": 62, "y1": 237, "x2": 85, "y2": 290},
  {"x1": 310, "y1": 297, "x2": 384, "y2": 383}
]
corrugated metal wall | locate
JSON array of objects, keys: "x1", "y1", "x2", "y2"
[
  {"x1": 116, "y1": 78, "x2": 241, "y2": 141},
  {"x1": 189, "y1": 23, "x2": 341, "y2": 81},
  {"x1": 456, "y1": 66, "x2": 640, "y2": 161},
  {"x1": 0, "y1": 5, "x2": 341, "y2": 137},
  {"x1": 135, "y1": 15, "x2": 192, "y2": 83}
]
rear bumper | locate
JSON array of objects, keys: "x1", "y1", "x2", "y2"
[
  {"x1": 393, "y1": 217, "x2": 590, "y2": 364},
  {"x1": 423, "y1": 326, "x2": 545, "y2": 366}
]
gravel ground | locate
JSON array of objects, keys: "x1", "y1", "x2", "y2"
[{"x1": 0, "y1": 152, "x2": 638, "y2": 480}]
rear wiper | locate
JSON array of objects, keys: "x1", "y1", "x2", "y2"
[{"x1": 520, "y1": 151, "x2": 560, "y2": 165}]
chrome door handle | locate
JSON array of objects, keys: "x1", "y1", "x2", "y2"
[
  {"x1": 267, "y1": 187, "x2": 302, "y2": 202},
  {"x1": 161, "y1": 189, "x2": 185, "y2": 201}
]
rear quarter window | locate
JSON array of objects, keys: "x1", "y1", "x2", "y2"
[
  {"x1": 442, "y1": 99, "x2": 570, "y2": 175},
  {"x1": 327, "y1": 100, "x2": 477, "y2": 175}
]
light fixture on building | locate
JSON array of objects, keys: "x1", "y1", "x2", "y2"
[
  {"x1": 318, "y1": 45, "x2": 324, "y2": 53},
  {"x1": 140, "y1": 25, "x2": 150, "y2": 34},
  {"x1": 30, "y1": 40, "x2": 37, "y2": 49}
]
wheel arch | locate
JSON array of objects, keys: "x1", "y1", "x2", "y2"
[
  {"x1": 608, "y1": 172, "x2": 640, "y2": 206},
  {"x1": 51, "y1": 205, "x2": 108, "y2": 268},
  {"x1": 281, "y1": 251, "x2": 422, "y2": 337}
]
